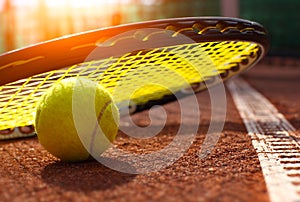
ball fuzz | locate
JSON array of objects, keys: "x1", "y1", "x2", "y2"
[{"x1": 35, "y1": 77, "x2": 119, "y2": 162}]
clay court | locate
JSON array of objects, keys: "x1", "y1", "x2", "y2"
[
  {"x1": 1, "y1": 0, "x2": 300, "y2": 202},
  {"x1": 0, "y1": 60, "x2": 299, "y2": 202}
]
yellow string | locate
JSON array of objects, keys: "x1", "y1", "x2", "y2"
[{"x1": 0, "y1": 41, "x2": 260, "y2": 130}]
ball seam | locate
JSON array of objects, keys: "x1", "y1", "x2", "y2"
[{"x1": 89, "y1": 100, "x2": 113, "y2": 155}]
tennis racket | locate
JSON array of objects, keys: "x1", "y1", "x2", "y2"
[{"x1": 0, "y1": 17, "x2": 269, "y2": 140}]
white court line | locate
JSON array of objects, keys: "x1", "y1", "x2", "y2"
[{"x1": 227, "y1": 77, "x2": 300, "y2": 202}]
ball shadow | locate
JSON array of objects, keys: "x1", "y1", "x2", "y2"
[{"x1": 41, "y1": 158, "x2": 136, "y2": 192}]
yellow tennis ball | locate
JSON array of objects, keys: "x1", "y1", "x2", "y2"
[{"x1": 34, "y1": 77, "x2": 119, "y2": 162}]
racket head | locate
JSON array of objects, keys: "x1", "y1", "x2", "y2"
[{"x1": 0, "y1": 17, "x2": 269, "y2": 140}]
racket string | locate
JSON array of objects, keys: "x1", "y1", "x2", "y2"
[{"x1": 0, "y1": 41, "x2": 260, "y2": 130}]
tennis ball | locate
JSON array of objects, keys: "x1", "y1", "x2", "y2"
[{"x1": 34, "y1": 77, "x2": 119, "y2": 162}]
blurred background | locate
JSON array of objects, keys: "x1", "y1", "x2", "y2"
[{"x1": 0, "y1": 0, "x2": 299, "y2": 57}]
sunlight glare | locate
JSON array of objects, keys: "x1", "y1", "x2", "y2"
[
  {"x1": 10, "y1": 0, "x2": 128, "y2": 8},
  {"x1": 45, "y1": 0, "x2": 105, "y2": 8}
]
